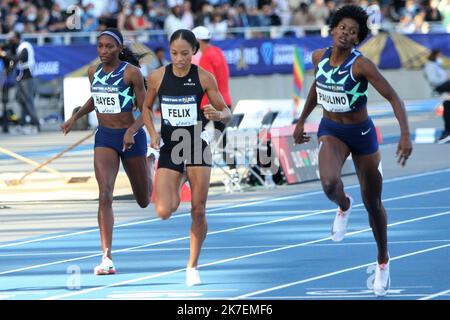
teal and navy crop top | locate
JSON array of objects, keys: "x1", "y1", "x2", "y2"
[
  {"x1": 315, "y1": 47, "x2": 368, "y2": 113},
  {"x1": 91, "y1": 61, "x2": 135, "y2": 114}
]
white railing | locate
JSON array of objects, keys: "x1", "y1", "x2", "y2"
[{"x1": 0, "y1": 23, "x2": 447, "y2": 46}]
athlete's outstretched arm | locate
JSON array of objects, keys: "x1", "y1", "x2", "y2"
[
  {"x1": 123, "y1": 65, "x2": 148, "y2": 150},
  {"x1": 199, "y1": 68, "x2": 232, "y2": 124},
  {"x1": 293, "y1": 49, "x2": 324, "y2": 144},
  {"x1": 142, "y1": 70, "x2": 161, "y2": 149},
  {"x1": 60, "y1": 65, "x2": 96, "y2": 135},
  {"x1": 354, "y1": 57, "x2": 412, "y2": 166}
]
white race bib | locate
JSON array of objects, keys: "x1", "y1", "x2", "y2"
[
  {"x1": 316, "y1": 87, "x2": 351, "y2": 113},
  {"x1": 161, "y1": 95, "x2": 197, "y2": 127},
  {"x1": 93, "y1": 92, "x2": 121, "y2": 114}
]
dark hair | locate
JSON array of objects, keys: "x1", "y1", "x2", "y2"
[
  {"x1": 428, "y1": 48, "x2": 441, "y2": 62},
  {"x1": 12, "y1": 31, "x2": 21, "y2": 41},
  {"x1": 98, "y1": 28, "x2": 140, "y2": 67},
  {"x1": 119, "y1": 47, "x2": 140, "y2": 67},
  {"x1": 99, "y1": 28, "x2": 124, "y2": 46},
  {"x1": 329, "y1": 5, "x2": 369, "y2": 44},
  {"x1": 169, "y1": 29, "x2": 199, "y2": 55}
]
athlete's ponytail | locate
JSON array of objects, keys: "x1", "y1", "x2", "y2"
[{"x1": 119, "y1": 46, "x2": 140, "y2": 67}]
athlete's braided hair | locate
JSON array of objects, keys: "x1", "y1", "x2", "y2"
[{"x1": 329, "y1": 5, "x2": 370, "y2": 44}]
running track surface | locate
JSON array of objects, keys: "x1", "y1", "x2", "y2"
[{"x1": 0, "y1": 169, "x2": 449, "y2": 300}]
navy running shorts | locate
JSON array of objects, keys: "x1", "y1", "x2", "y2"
[
  {"x1": 94, "y1": 126, "x2": 147, "y2": 159},
  {"x1": 317, "y1": 117, "x2": 379, "y2": 155}
]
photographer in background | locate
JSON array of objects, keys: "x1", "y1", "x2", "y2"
[
  {"x1": 0, "y1": 31, "x2": 40, "y2": 134},
  {"x1": 424, "y1": 48, "x2": 450, "y2": 143}
]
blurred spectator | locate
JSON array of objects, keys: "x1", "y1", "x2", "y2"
[
  {"x1": 164, "y1": 1, "x2": 188, "y2": 39},
  {"x1": 325, "y1": 0, "x2": 337, "y2": 25},
  {"x1": 48, "y1": 3, "x2": 67, "y2": 33},
  {"x1": 81, "y1": 0, "x2": 109, "y2": 18},
  {"x1": 424, "y1": 48, "x2": 450, "y2": 143},
  {"x1": 140, "y1": 47, "x2": 168, "y2": 84},
  {"x1": 396, "y1": 13, "x2": 416, "y2": 33},
  {"x1": 195, "y1": 1, "x2": 213, "y2": 27},
  {"x1": 0, "y1": 0, "x2": 447, "y2": 40},
  {"x1": 152, "y1": 46, "x2": 169, "y2": 68},
  {"x1": 287, "y1": 0, "x2": 302, "y2": 12},
  {"x1": 309, "y1": 0, "x2": 330, "y2": 26},
  {"x1": 225, "y1": 6, "x2": 240, "y2": 29},
  {"x1": 81, "y1": 3, "x2": 99, "y2": 32},
  {"x1": 413, "y1": 9, "x2": 429, "y2": 33},
  {"x1": 259, "y1": 4, "x2": 282, "y2": 27},
  {"x1": 209, "y1": 11, "x2": 228, "y2": 39},
  {"x1": 35, "y1": 7, "x2": 51, "y2": 33},
  {"x1": 290, "y1": 2, "x2": 314, "y2": 28},
  {"x1": 117, "y1": 3, "x2": 132, "y2": 31},
  {"x1": 400, "y1": 0, "x2": 420, "y2": 18},
  {"x1": 0, "y1": 31, "x2": 40, "y2": 133},
  {"x1": 129, "y1": 3, "x2": 152, "y2": 30},
  {"x1": 424, "y1": 48, "x2": 450, "y2": 94},
  {"x1": 272, "y1": 0, "x2": 291, "y2": 26},
  {"x1": 181, "y1": 0, "x2": 195, "y2": 29},
  {"x1": 235, "y1": 3, "x2": 259, "y2": 27},
  {"x1": 425, "y1": 0, "x2": 442, "y2": 22}
]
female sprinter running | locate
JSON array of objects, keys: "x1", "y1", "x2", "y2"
[
  {"x1": 61, "y1": 28, "x2": 156, "y2": 275},
  {"x1": 293, "y1": 6, "x2": 412, "y2": 296},
  {"x1": 141, "y1": 29, "x2": 231, "y2": 286}
]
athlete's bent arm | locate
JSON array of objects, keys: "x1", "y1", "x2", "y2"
[
  {"x1": 293, "y1": 49, "x2": 324, "y2": 144},
  {"x1": 123, "y1": 66, "x2": 147, "y2": 150},
  {"x1": 142, "y1": 70, "x2": 161, "y2": 149},
  {"x1": 61, "y1": 65, "x2": 96, "y2": 135},
  {"x1": 199, "y1": 69, "x2": 231, "y2": 123},
  {"x1": 354, "y1": 57, "x2": 412, "y2": 166}
]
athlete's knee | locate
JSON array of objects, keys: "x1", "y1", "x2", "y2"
[
  {"x1": 191, "y1": 205, "x2": 206, "y2": 223},
  {"x1": 155, "y1": 204, "x2": 173, "y2": 220},
  {"x1": 98, "y1": 190, "x2": 114, "y2": 208},
  {"x1": 362, "y1": 196, "x2": 383, "y2": 214},
  {"x1": 321, "y1": 178, "x2": 340, "y2": 198}
]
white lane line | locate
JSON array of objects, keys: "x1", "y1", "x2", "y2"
[
  {"x1": 1, "y1": 168, "x2": 449, "y2": 249},
  {"x1": 249, "y1": 294, "x2": 435, "y2": 299},
  {"x1": 418, "y1": 289, "x2": 450, "y2": 300},
  {"x1": 1, "y1": 240, "x2": 449, "y2": 258},
  {"x1": 1, "y1": 187, "x2": 449, "y2": 276},
  {"x1": 0, "y1": 191, "x2": 327, "y2": 249},
  {"x1": 231, "y1": 244, "x2": 450, "y2": 300},
  {"x1": 42, "y1": 210, "x2": 450, "y2": 300},
  {"x1": 207, "y1": 207, "x2": 450, "y2": 216}
]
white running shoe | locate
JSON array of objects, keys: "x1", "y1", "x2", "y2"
[
  {"x1": 331, "y1": 194, "x2": 353, "y2": 242},
  {"x1": 374, "y1": 257, "x2": 390, "y2": 297},
  {"x1": 186, "y1": 267, "x2": 201, "y2": 286},
  {"x1": 94, "y1": 250, "x2": 116, "y2": 275}
]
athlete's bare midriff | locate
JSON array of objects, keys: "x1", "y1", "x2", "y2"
[
  {"x1": 323, "y1": 106, "x2": 369, "y2": 125},
  {"x1": 96, "y1": 112, "x2": 136, "y2": 129}
]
